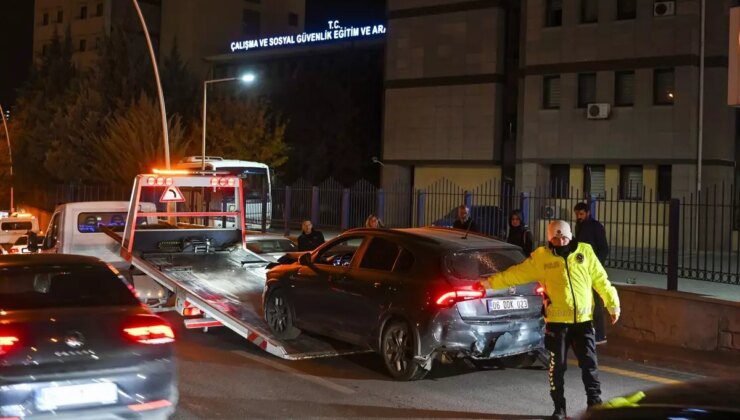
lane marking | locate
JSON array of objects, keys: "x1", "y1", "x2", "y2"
[
  {"x1": 232, "y1": 350, "x2": 356, "y2": 395},
  {"x1": 567, "y1": 360, "x2": 681, "y2": 385}
]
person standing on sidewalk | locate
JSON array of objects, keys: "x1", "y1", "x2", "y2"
[
  {"x1": 506, "y1": 209, "x2": 534, "y2": 254},
  {"x1": 481, "y1": 220, "x2": 620, "y2": 419},
  {"x1": 574, "y1": 202, "x2": 610, "y2": 345},
  {"x1": 297, "y1": 220, "x2": 325, "y2": 251},
  {"x1": 452, "y1": 205, "x2": 479, "y2": 233}
]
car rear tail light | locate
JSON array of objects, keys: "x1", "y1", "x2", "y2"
[
  {"x1": 8, "y1": 249, "x2": 18, "y2": 254},
  {"x1": 536, "y1": 285, "x2": 545, "y2": 296},
  {"x1": 123, "y1": 316, "x2": 175, "y2": 344},
  {"x1": 183, "y1": 307, "x2": 202, "y2": 317},
  {"x1": 0, "y1": 336, "x2": 19, "y2": 355},
  {"x1": 435, "y1": 283, "x2": 485, "y2": 308}
]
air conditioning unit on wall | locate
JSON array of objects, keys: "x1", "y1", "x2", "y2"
[
  {"x1": 542, "y1": 205, "x2": 560, "y2": 219},
  {"x1": 586, "y1": 103, "x2": 610, "y2": 120},
  {"x1": 654, "y1": 1, "x2": 676, "y2": 17}
]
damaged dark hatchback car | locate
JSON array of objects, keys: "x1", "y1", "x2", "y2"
[{"x1": 263, "y1": 227, "x2": 545, "y2": 380}]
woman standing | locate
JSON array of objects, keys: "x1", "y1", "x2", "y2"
[{"x1": 506, "y1": 209, "x2": 533, "y2": 254}]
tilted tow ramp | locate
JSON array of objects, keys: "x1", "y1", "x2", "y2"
[{"x1": 117, "y1": 170, "x2": 369, "y2": 360}]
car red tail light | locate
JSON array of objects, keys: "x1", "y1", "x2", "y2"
[
  {"x1": 0, "y1": 335, "x2": 19, "y2": 355},
  {"x1": 123, "y1": 316, "x2": 175, "y2": 344},
  {"x1": 8, "y1": 248, "x2": 18, "y2": 254},
  {"x1": 435, "y1": 282, "x2": 486, "y2": 308},
  {"x1": 536, "y1": 285, "x2": 545, "y2": 295}
]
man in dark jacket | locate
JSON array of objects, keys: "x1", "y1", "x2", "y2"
[
  {"x1": 574, "y1": 202, "x2": 609, "y2": 344},
  {"x1": 452, "y1": 205, "x2": 478, "y2": 233},
  {"x1": 297, "y1": 220, "x2": 325, "y2": 251}
]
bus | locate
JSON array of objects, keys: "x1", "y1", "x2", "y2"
[{"x1": 176, "y1": 156, "x2": 272, "y2": 230}]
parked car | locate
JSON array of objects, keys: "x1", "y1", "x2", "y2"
[
  {"x1": 263, "y1": 226, "x2": 545, "y2": 381},
  {"x1": 0, "y1": 213, "x2": 40, "y2": 247},
  {"x1": 432, "y1": 205, "x2": 506, "y2": 238},
  {"x1": 0, "y1": 254, "x2": 178, "y2": 419},
  {"x1": 583, "y1": 378, "x2": 740, "y2": 419},
  {"x1": 8, "y1": 235, "x2": 32, "y2": 254},
  {"x1": 246, "y1": 234, "x2": 298, "y2": 262}
]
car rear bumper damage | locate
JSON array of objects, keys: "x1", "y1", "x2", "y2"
[
  {"x1": 417, "y1": 311, "x2": 545, "y2": 367},
  {"x1": 0, "y1": 359, "x2": 177, "y2": 419}
]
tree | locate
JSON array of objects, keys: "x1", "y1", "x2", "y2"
[
  {"x1": 198, "y1": 97, "x2": 289, "y2": 169},
  {"x1": 87, "y1": 93, "x2": 190, "y2": 186},
  {"x1": 161, "y1": 39, "x2": 198, "y2": 120}
]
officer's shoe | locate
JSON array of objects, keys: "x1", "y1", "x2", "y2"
[{"x1": 551, "y1": 406, "x2": 567, "y2": 420}]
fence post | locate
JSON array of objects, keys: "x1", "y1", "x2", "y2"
[
  {"x1": 589, "y1": 194, "x2": 598, "y2": 219},
  {"x1": 464, "y1": 191, "x2": 473, "y2": 208},
  {"x1": 667, "y1": 198, "x2": 680, "y2": 291},
  {"x1": 520, "y1": 192, "x2": 530, "y2": 225},
  {"x1": 376, "y1": 188, "x2": 385, "y2": 223},
  {"x1": 261, "y1": 187, "x2": 268, "y2": 233},
  {"x1": 416, "y1": 190, "x2": 426, "y2": 227},
  {"x1": 284, "y1": 186, "x2": 292, "y2": 235},
  {"x1": 311, "y1": 186, "x2": 320, "y2": 226},
  {"x1": 340, "y1": 188, "x2": 350, "y2": 231}
]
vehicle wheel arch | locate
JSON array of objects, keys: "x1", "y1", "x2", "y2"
[{"x1": 377, "y1": 312, "x2": 420, "y2": 356}]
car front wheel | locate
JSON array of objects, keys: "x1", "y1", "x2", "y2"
[
  {"x1": 265, "y1": 288, "x2": 301, "y2": 340},
  {"x1": 381, "y1": 321, "x2": 427, "y2": 381}
]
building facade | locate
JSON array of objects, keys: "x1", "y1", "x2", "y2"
[
  {"x1": 33, "y1": 0, "x2": 162, "y2": 68},
  {"x1": 160, "y1": 0, "x2": 305, "y2": 79}
]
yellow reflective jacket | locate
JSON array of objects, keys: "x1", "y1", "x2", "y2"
[{"x1": 484, "y1": 242, "x2": 620, "y2": 324}]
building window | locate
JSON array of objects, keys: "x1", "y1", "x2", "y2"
[
  {"x1": 57, "y1": 9, "x2": 64, "y2": 23},
  {"x1": 615, "y1": 70, "x2": 635, "y2": 106},
  {"x1": 578, "y1": 73, "x2": 596, "y2": 108},
  {"x1": 96, "y1": 3, "x2": 104, "y2": 17},
  {"x1": 79, "y1": 5, "x2": 88, "y2": 19},
  {"x1": 654, "y1": 69, "x2": 675, "y2": 105},
  {"x1": 617, "y1": 0, "x2": 636, "y2": 20},
  {"x1": 620, "y1": 165, "x2": 643, "y2": 200},
  {"x1": 550, "y1": 165, "x2": 570, "y2": 198},
  {"x1": 584, "y1": 165, "x2": 606, "y2": 198},
  {"x1": 42, "y1": 12, "x2": 49, "y2": 26},
  {"x1": 79, "y1": 39, "x2": 87, "y2": 52},
  {"x1": 288, "y1": 12, "x2": 298, "y2": 27},
  {"x1": 657, "y1": 165, "x2": 672, "y2": 201},
  {"x1": 242, "y1": 9, "x2": 261, "y2": 37},
  {"x1": 545, "y1": 0, "x2": 563, "y2": 27},
  {"x1": 580, "y1": 0, "x2": 598, "y2": 23},
  {"x1": 543, "y1": 75, "x2": 561, "y2": 109}
]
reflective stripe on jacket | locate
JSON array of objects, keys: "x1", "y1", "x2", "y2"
[{"x1": 484, "y1": 241, "x2": 620, "y2": 324}]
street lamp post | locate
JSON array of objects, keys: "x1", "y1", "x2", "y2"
[
  {"x1": 131, "y1": 0, "x2": 171, "y2": 169},
  {"x1": 0, "y1": 104, "x2": 13, "y2": 212},
  {"x1": 201, "y1": 74, "x2": 256, "y2": 170}
]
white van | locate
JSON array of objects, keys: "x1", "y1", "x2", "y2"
[
  {"x1": 0, "y1": 214, "x2": 40, "y2": 246},
  {"x1": 40, "y1": 201, "x2": 168, "y2": 306}
]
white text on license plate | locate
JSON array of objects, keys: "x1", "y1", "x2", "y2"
[
  {"x1": 488, "y1": 298, "x2": 529, "y2": 311},
  {"x1": 36, "y1": 382, "x2": 118, "y2": 411}
]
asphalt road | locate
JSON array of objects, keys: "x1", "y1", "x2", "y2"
[{"x1": 165, "y1": 313, "x2": 701, "y2": 419}]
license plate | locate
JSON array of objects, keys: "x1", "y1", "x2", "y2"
[
  {"x1": 488, "y1": 298, "x2": 529, "y2": 312},
  {"x1": 36, "y1": 382, "x2": 118, "y2": 411}
]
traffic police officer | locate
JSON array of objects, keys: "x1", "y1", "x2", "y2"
[{"x1": 481, "y1": 220, "x2": 621, "y2": 419}]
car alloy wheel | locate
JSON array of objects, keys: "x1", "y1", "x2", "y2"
[
  {"x1": 265, "y1": 289, "x2": 300, "y2": 339},
  {"x1": 381, "y1": 321, "x2": 427, "y2": 381}
]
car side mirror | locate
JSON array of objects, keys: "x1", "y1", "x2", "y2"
[{"x1": 299, "y1": 253, "x2": 311, "y2": 266}]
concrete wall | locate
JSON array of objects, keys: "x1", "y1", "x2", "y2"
[{"x1": 611, "y1": 284, "x2": 740, "y2": 353}]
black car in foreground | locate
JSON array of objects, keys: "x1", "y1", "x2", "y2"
[
  {"x1": 263, "y1": 227, "x2": 545, "y2": 380},
  {"x1": 583, "y1": 378, "x2": 740, "y2": 419},
  {"x1": 0, "y1": 254, "x2": 177, "y2": 419}
]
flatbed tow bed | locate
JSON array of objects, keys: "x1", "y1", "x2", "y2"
[{"x1": 116, "y1": 171, "x2": 370, "y2": 360}]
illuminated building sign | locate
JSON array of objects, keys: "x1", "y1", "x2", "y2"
[{"x1": 230, "y1": 20, "x2": 386, "y2": 53}]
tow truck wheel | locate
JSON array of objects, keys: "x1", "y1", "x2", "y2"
[
  {"x1": 381, "y1": 321, "x2": 427, "y2": 381},
  {"x1": 265, "y1": 289, "x2": 301, "y2": 340}
]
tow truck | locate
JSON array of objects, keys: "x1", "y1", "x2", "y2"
[{"x1": 113, "y1": 170, "x2": 368, "y2": 360}]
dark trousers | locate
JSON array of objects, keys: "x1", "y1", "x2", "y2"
[
  {"x1": 592, "y1": 290, "x2": 607, "y2": 341},
  {"x1": 545, "y1": 322, "x2": 601, "y2": 409}
]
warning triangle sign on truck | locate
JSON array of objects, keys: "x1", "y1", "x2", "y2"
[{"x1": 160, "y1": 186, "x2": 185, "y2": 203}]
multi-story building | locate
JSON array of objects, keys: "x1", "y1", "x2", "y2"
[
  {"x1": 160, "y1": 0, "x2": 305, "y2": 79},
  {"x1": 33, "y1": 0, "x2": 162, "y2": 69},
  {"x1": 518, "y1": 0, "x2": 736, "y2": 201}
]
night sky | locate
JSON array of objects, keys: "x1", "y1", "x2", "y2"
[{"x1": 0, "y1": 0, "x2": 386, "y2": 109}]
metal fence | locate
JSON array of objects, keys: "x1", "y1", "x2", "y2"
[{"x1": 30, "y1": 178, "x2": 740, "y2": 285}]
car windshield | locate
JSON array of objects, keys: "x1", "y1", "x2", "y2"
[
  {"x1": 0, "y1": 264, "x2": 140, "y2": 310},
  {"x1": 444, "y1": 248, "x2": 525, "y2": 282}
]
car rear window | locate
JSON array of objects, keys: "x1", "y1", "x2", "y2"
[
  {"x1": 0, "y1": 264, "x2": 140, "y2": 310},
  {"x1": 2, "y1": 222, "x2": 33, "y2": 231},
  {"x1": 444, "y1": 248, "x2": 525, "y2": 283},
  {"x1": 77, "y1": 212, "x2": 127, "y2": 233},
  {"x1": 14, "y1": 236, "x2": 28, "y2": 246}
]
